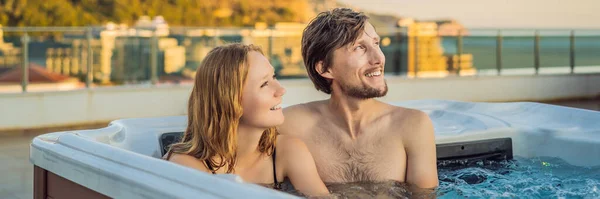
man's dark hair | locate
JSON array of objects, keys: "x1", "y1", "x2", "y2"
[{"x1": 301, "y1": 8, "x2": 369, "y2": 94}]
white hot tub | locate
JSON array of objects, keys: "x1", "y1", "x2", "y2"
[{"x1": 30, "y1": 100, "x2": 600, "y2": 198}]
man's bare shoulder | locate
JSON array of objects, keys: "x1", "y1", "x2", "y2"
[
  {"x1": 387, "y1": 105, "x2": 438, "y2": 188},
  {"x1": 279, "y1": 100, "x2": 327, "y2": 136},
  {"x1": 276, "y1": 135, "x2": 311, "y2": 157},
  {"x1": 385, "y1": 104, "x2": 434, "y2": 137},
  {"x1": 392, "y1": 106, "x2": 435, "y2": 154},
  {"x1": 283, "y1": 100, "x2": 326, "y2": 115}
]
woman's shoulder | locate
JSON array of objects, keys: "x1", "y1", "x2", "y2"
[{"x1": 168, "y1": 153, "x2": 212, "y2": 173}]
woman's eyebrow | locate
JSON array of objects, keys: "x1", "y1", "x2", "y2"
[
  {"x1": 262, "y1": 73, "x2": 270, "y2": 80},
  {"x1": 261, "y1": 69, "x2": 274, "y2": 80}
]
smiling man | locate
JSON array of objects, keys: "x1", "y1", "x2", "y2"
[{"x1": 278, "y1": 8, "x2": 438, "y2": 188}]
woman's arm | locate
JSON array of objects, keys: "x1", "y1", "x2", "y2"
[{"x1": 277, "y1": 135, "x2": 330, "y2": 197}]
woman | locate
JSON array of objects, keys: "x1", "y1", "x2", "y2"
[{"x1": 165, "y1": 43, "x2": 329, "y2": 197}]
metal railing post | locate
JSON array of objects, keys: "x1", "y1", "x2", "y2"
[
  {"x1": 394, "y1": 28, "x2": 403, "y2": 75},
  {"x1": 570, "y1": 30, "x2": 576, "y2": 74},
  {"x1": 414, "y1": 34, "x2": 419, "y2": 78},
  {"x1": 215, "y1": 29, "x2": 221, "y2": 46},
  {"x1": 496, "y1": 30, "x2": 503, "y2": 75},
  {"x1": 86, "y1": 28, "x2": 93, "y2": 88},
  {"x1": 150, "y1": 29, "x2": 158, "y2": 85},
  {"x1": 21, "y1": 33, "x2": 30, "y2": 92},
  {"x1": 534, "y1": 30, "x2": 540, "y2": 75},
  {"x1": 457, "y1": 29, "x2": 463, "y2": 75}
]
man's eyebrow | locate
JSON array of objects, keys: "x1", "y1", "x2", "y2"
[
  {"x1": 363, "y1": 31, "x2": 380, "y2": 41},
  {"x1": 353, "y1": 38, "x2": 364, "y2": 44}
]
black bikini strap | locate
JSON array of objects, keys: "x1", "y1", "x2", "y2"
[{"x1": 272, "y1": 148, "x2": 279, "y2": 184}]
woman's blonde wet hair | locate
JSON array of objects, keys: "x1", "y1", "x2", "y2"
[{"x1": 167, "y1": 43, "x2": 277, "y2": 173}]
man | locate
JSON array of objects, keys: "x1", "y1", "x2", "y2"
[{"x1": 278, "y1": 8, "x2": 438, "y2": 189}]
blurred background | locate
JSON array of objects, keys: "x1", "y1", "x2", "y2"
[
  {"x1": 0, "y1": 0, "x2": 598, "y2": 89},
  {"x1": 0, "y1": 0, "x2": 599, "y2": 198}
]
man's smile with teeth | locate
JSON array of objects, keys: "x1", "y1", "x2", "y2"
[{"x1": 365, "y1": 70, "x2": 382, "y2": 77}]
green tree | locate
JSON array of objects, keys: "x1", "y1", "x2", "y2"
[{"x1": 0, "y1": 0, "x2": 309, "y2": 27}]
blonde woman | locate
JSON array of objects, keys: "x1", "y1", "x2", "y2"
[{"x1": 165, "y1": 43, "x2": 329, "y2": 197}]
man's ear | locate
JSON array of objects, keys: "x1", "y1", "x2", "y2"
[{"x1": 316, "y1": 61, "x2": 334, "y2": 79}]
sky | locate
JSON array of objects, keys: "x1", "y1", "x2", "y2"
[{"x1": 338, "y1": 0, "x2": 599, "y2": 29}]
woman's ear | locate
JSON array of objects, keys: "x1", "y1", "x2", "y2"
[{"x1": 316, "y1": 61, "x2": 334, "y2": 79}]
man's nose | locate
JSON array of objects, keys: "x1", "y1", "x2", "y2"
[{"x1": 369, "y1": 47, "x2": 385, "y2": 66}]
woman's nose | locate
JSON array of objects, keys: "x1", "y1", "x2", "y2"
[{"x1": 274, "y1": 82, "x2": 286, "y2": 97}]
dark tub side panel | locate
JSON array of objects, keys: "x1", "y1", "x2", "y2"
[
  {"x1": 34, "y1": 166, "x2": 47, "y2": 199},
  {"x1": 34, "y1": 166, "x2": 111, "y2": 199}
]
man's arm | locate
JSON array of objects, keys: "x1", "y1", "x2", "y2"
[{"x1": 403, "y1": 111, "x2": 439, "y2": 189}]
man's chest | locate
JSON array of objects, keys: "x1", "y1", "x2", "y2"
[{"x1": 304, "y1": 131, "x2": 407, "y2": 183}]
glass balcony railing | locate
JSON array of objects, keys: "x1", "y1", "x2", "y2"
[{"x1": 1, "y1": 26, "x2": 599, "y2": 93}]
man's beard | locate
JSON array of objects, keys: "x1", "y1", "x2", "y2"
[{"x1": 340, "y1": 80, "x2": 388, "y2": 99}]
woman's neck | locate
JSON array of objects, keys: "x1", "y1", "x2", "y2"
[{"x1": 235, "y1": 124, "x2": 267, "y2": 169}]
